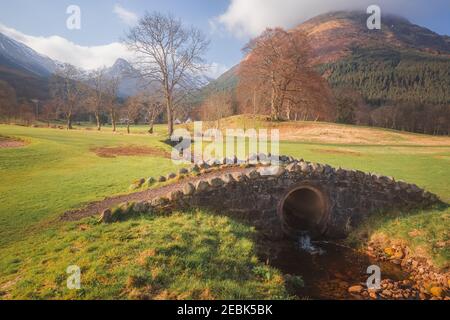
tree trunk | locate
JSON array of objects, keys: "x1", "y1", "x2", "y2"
[
  {"x1": 111, "y1": 110, "x2": 116, "y2": 132},
  {"x1": 67, "y1": 115, "x2": 73, "y2": 130},
  {"x1": 166, "y1": 97, "x2": 173, "y2": 136},
  {"x1": 148, "y1": 122, "x2": 154, "y2": 134},
  {"x1": 95, "y1": 112, "x2": 101, "y2": 131},
  {"x1": 286, "y1": 101, "x2": 291, "y2": 121},
  {"x1": 271, "y1": 89, "x2": 278, "y2": 121},
  {"x1": 253, "y1": 88, "x2": 257, "y2": 117}
]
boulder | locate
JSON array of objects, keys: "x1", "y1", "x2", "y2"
[
  {"x1": 183, "y1": 183, "x2": 195, "y2": 196},
  {"x1": 429, "y1": 287, "x2": 444, "y2": 298},
  {"x1": 285, "y1": 163, "x2": 299, "y2": 172},
  {"x1": 145, "y1": 177, "x2": 156, "y2": 188},
  {"x1": 167, "y1": 172, "x2": 177, "y2": 180},
  {"x1": 224, "y1": 157, "x2": 235, "y2": 165},
  {"x1": 381, "y1": 289, "x2": 393, "y2": 298},
  {"x1": 299, "y1": 162, "x2": 310, "y2": 173},
  {"x1": 209, "y1": 177, "x2": 225, "y2": 188},
  {"x1": 348, "y1": 285, "x2": 364, "y2": 294},
  {"x1": 191, "y1": 164, "x2": 200, "y2": 174},
  {"x1": 247, "y1": 169, "x2": 260, "y2": 180},
  {"x1": 232, "y1": 172, "x2": 246, "y2": 182},
  {"x1": 129, "y1": 178, "x2": 145, "y2": 190},
  {"x1": 206, "y1": 158, "x2": 218, "y2": 166},
  {"x1": 99, "y1": 209, "x2": 112, "y2": 223},
  {"x1": 151, "y1": 197, "x2": 169, "y2": 207},
  {"x1": 195, "y1": 180, "x2": 210, "y2": 193},
  {"x1": 248, "y1": 153, "x2": 258, "y2": 164},
  {"x1": 134, "y1": 201, "x2": 149, "y2": 213},
  {"x1": 179, "y1": 168, "x2": 189, "y2": 175},
  {"x1": 168, "y1": 190, "x2": 183, "y2": 201},
  {"x1": 221, "y1": 173, "x2": 235, "y2": 184},
  {"x1": 258, "y1": 166, "x2": 285, "y2": 177},
  {"x1": 197, "y1": 161, "x2": 208, "y2": 169}
]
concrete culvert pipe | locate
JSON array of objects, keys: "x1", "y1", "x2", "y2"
[{"x1": 278, "y1": 184, "x2": 330, "y2": 239}]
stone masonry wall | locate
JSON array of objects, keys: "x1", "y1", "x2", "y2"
[{"x1": 100, "y1": 156, "x2": 441, "y2": 240}]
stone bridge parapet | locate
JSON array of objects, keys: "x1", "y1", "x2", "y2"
[{"x1": 100, "y1": 157, "x2": 440, "y2": 240}]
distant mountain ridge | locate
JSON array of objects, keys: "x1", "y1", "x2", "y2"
[
  {"x1": 297, "y1": 11, "x2": 450, "y2": 65},
  {"x1": 103, "y1": 58, "x2": 144, "y2": 98},
  {"x1": 1, "y1": 11, "x2": 449, "y2": 106},
  {"x1": 0, "y1": 32, "x2": 145, "y2": 99},
  {"x1": 0, "y1": 33, "x2": 60, "y2": 77},
  {"x1": 201, "y1": 11, "x2": 450, "y2": 107}
]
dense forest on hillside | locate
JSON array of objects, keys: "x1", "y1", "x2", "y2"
[{"x1": 319, "y1": 47, "x2": 450, "y2": 106}]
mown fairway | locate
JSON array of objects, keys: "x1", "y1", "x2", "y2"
[
  {"x1": 0, "y1": 120, "x2": 449, "y2": 299},
  {"x1": 0, "y1": 124, "x2": 179, "y2": 246}
]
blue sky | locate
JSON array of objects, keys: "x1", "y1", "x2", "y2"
[{"x1": 0, "y1": 0, "x2": 449, "y2": 76}]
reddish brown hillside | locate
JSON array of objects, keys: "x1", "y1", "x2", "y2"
[{"x1": 296, "y1": 11, "x2": 450, "y2": 65}]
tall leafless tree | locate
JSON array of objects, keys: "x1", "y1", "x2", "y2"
[
  {"x1": 124, "y1": 12, "x2": 209, "y2": 136},
  {"x1": 104, "y1": 76, "x2": 121, "y2": 132},
  {"x1": 0, "y1": 80, "x2": 17, "y2": 123},
  {"x1": 239, "y1": 28, "x2": 333, "y2": 121},
  {"x1": 86, "y1": 68, "x2": 107, "y2": 131},
  {"x1": 201, "y1": 90, "x2": 233, "y2": 129},
  {"x1": 41, "y1": 99, "x2": 58, "y2": 127},
  {"x1": 138, "y1": 92, "x2": 164, "y2": 134},
  {"x1": 123, "y1": 95, "x2": 142, "y2": 134},
  {"x1": 50, "y1": 64, "x2": 85, "y2": 129}
]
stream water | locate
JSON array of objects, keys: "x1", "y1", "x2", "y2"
[{"x1": 263, "y1": 234, "x2": 409, "y2": 300}]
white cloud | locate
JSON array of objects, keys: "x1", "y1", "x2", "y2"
[
  {"x1": 0, "y1": 23, "x2": 134, "y2": 70},
  {"x1": 215, "y1": 0, "x2": 426, "y2": 38},
  {"x1": 0, "y1": 23, "x2": 227, "y2": 79},
  {"x1": 113, "y1": 4, "x2": 139, "y2": 26}
]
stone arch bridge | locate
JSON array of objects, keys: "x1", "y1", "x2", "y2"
[{"x1": 100, "y1": 157, "x2": 440, "y2": 240}]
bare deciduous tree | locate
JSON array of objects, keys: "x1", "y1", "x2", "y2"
[
  {"x1": 104, "y1": 76, "x2": 121, "y2": 132},
  {"x1": 50, "y1": 64, "x2": 85, "y2": 129},
  {"x1": 140, "y1": 92, "x2": 164, "y2": 134},
  {"x1": 124, "y1": 12, "x2": 209, "y2": 136},
  {"x1": 201, "y1": 90, "x2": 233, "y2": 129},
  {"x1": 239, "y1": 28, "x2": 333, "y2": 121},
  {"x1": 236, "y1": 70, "x2": 269, "y2": 123},
  {"x1": 41, "y1": 99, "x2": 58, "y2": 127},
  {"x1": 0, "y1": 80, "x2": 17, "y2": 123},
  {"x1": 86, "y1": 68, "x2": 107, "y2": 131},
  {"x1": 123, "y1": 95, "x2": 142, "y2": 134}
]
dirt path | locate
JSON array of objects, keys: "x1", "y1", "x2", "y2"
[{"x1": 60, "y1": 167, "x2": 248, "y2": 221}]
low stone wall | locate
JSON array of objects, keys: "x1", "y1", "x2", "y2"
[{"x1": 100, "y1": 156, "x2": 440, "y2": 240}]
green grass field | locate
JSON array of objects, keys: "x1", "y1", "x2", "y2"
[{"x1": 0, "y1": 120, "x2": 449, "y2": 299}]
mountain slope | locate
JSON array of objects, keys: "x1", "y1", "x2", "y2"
[
  {"x1": 0, "y1": 32, "x2": 143, "y2": 100},
  {"x1": 0, "y1": 33, "x2": 58, "y2": 77},
  {"x1": 104, "y1": 58, "x2": 145, "y2": 98},
  {"x1": 0, "y1": 32, "x2": 58, "y2": 100},
  {"x1": 297, "y1": 11, "x2": 450, "y2": 65},
  {"x1": 191, "y1": 65, "x2": 239, "y2": 105},
  {"x1": 204, "y1": 11, "x2": 450, "y2": 107}
]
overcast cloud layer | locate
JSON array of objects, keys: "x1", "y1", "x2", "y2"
[{"x1": 215, "y1": 0, "x2": 435, "y2": 37}]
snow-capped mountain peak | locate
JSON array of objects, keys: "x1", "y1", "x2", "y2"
[{"x1": 0, "y1": 32, "x2": 58, "y2": 77}]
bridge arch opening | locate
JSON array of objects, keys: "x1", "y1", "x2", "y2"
[{"x1": 278, "y1": 184, "x2": 329, "y2": 239}]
